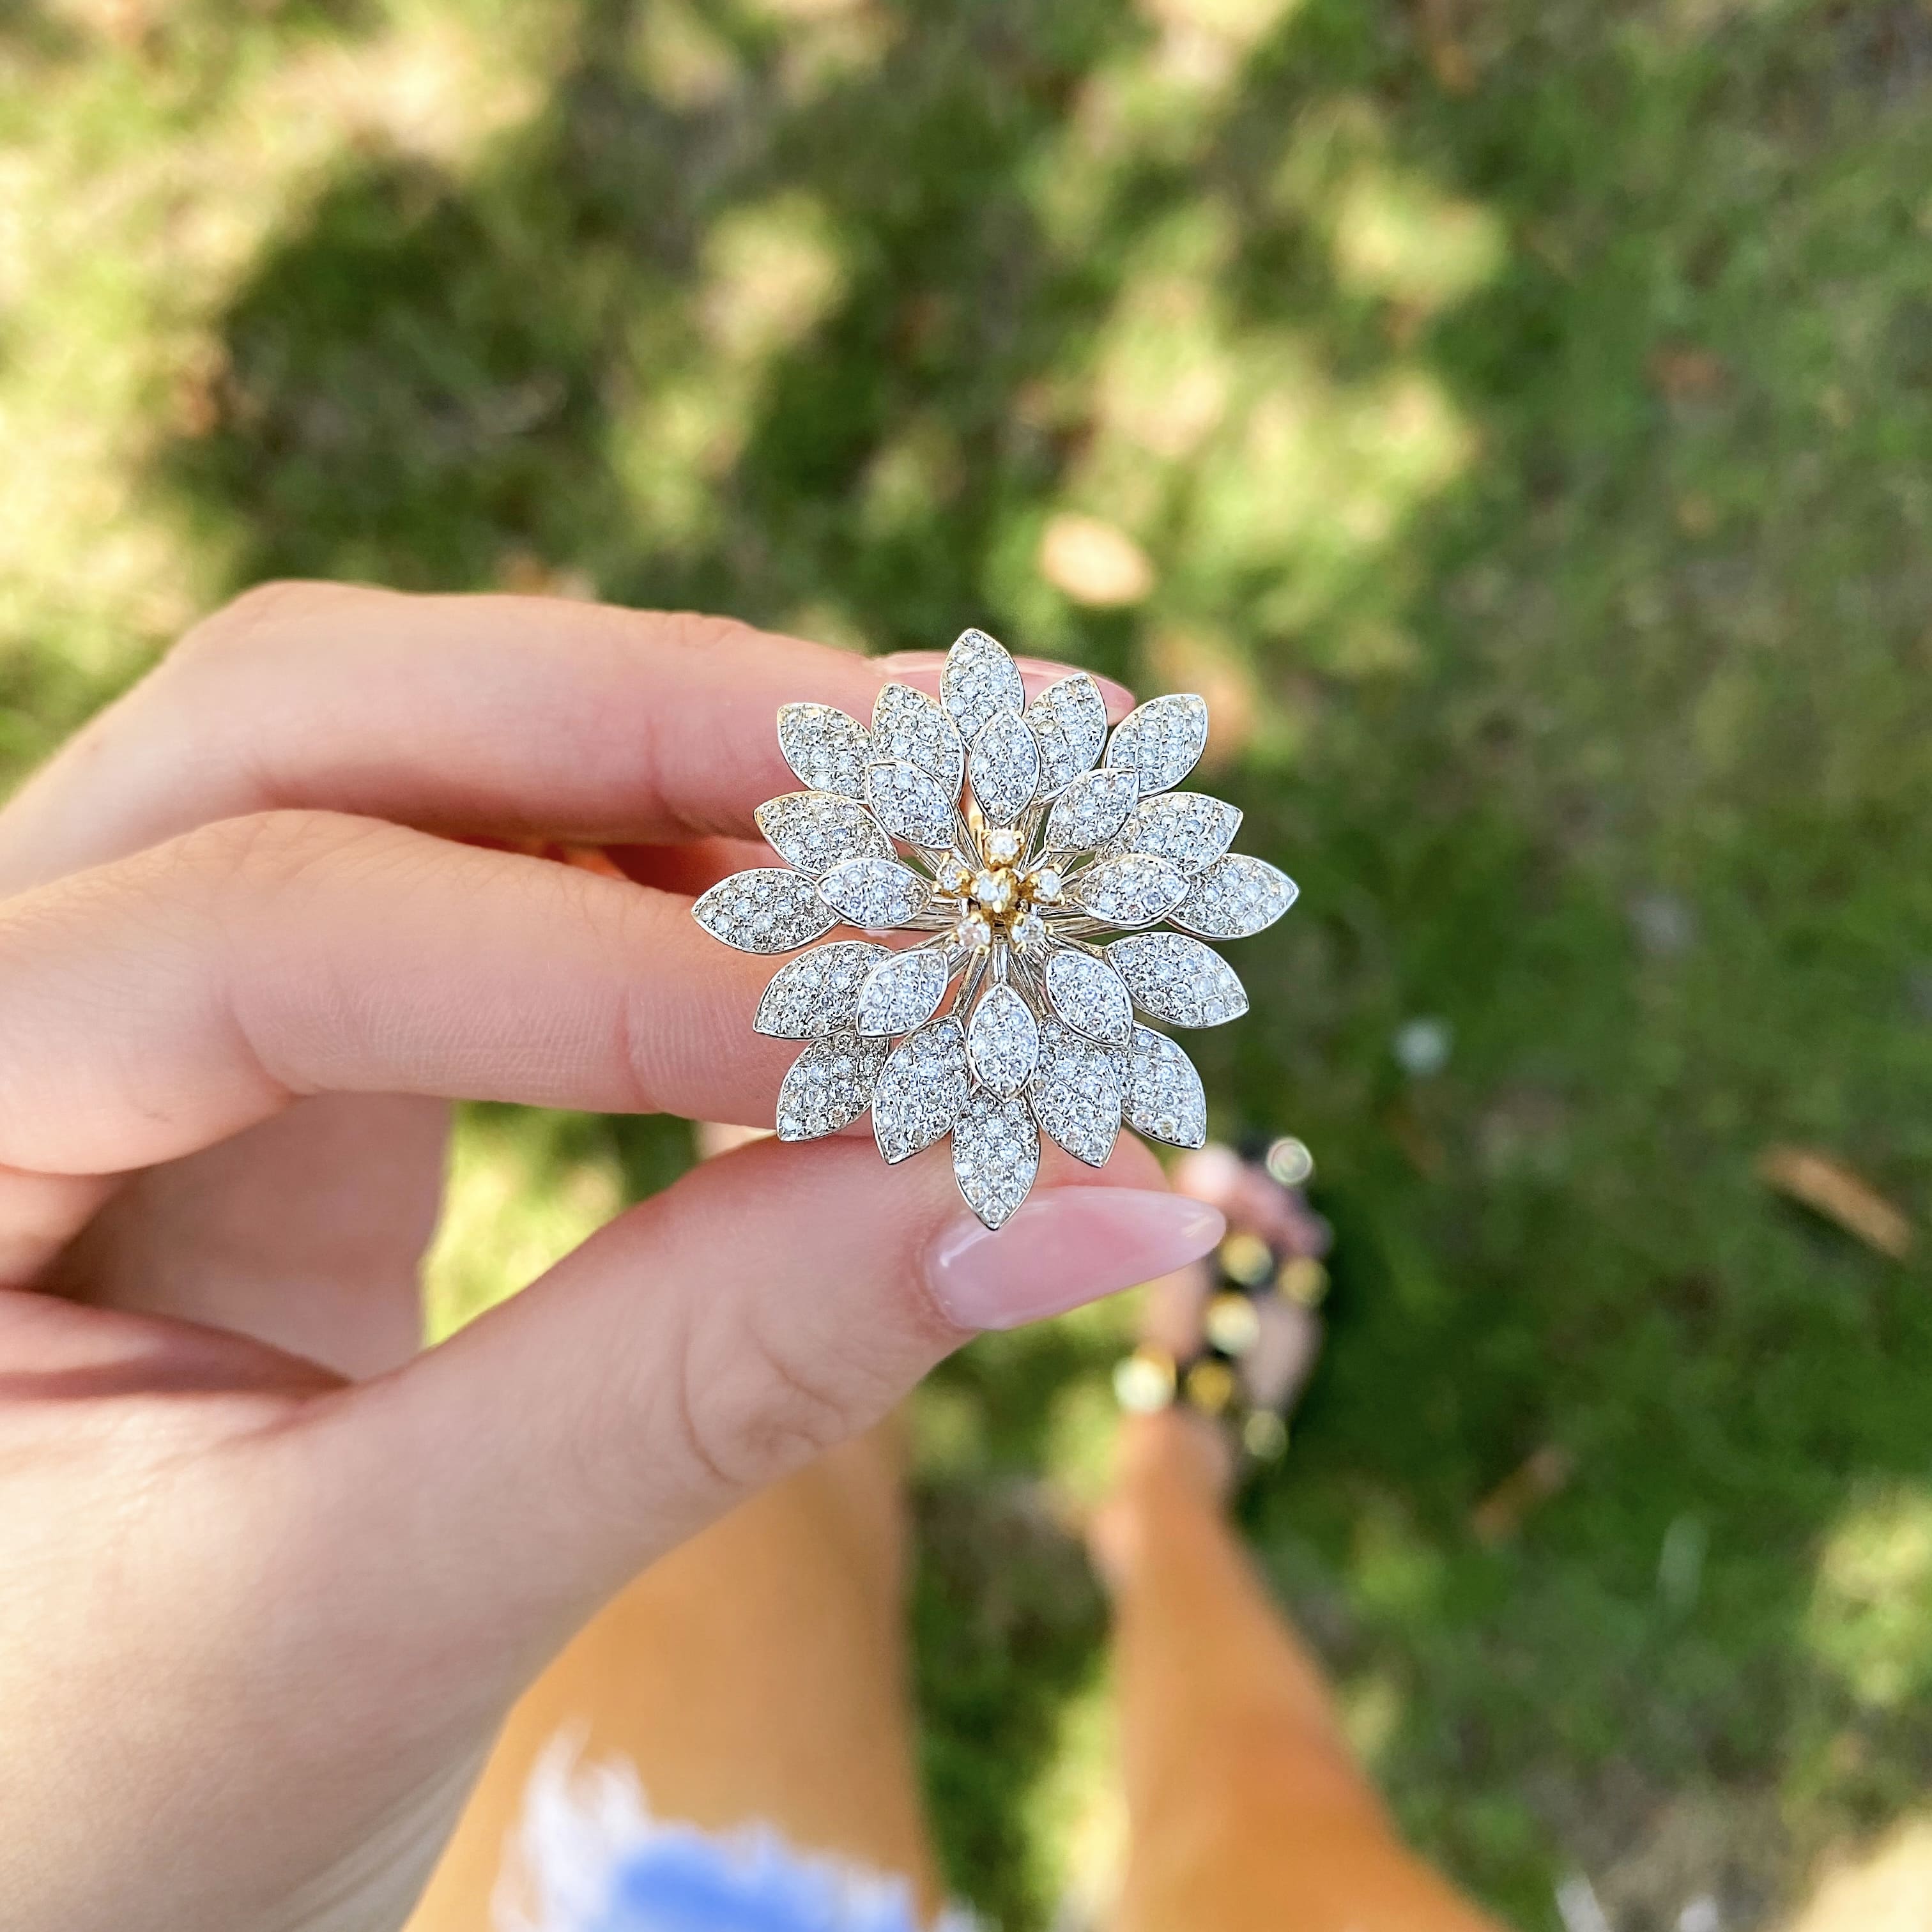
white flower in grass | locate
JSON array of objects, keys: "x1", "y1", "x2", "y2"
[{"x1": 693, "y1": 627, "x2": 1297, "y2": 1227}]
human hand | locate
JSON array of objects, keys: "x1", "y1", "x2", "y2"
[{"x1": 0, "y1": 586, "x2": 1225, "y2": 1932}]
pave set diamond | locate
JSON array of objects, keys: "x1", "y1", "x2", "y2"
[{"x1": 693, "y1": 627, "x2": 1298, "y2": 1227}]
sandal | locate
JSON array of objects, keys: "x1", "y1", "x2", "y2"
[{"x1": 1113, "y1": 1135, "x2": 1331, "y2": 1469}]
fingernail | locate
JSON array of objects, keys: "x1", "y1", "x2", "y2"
[
  {"x1": 874, "y1": 650, "x2": 1136, "y2": 717},
  {"x1": 924, "y1": 1188, "x2": 1225, "y2": 1331}
]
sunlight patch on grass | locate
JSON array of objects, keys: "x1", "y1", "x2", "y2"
[
  {"x1": 1330, "y1": 165, "x2": 1508, "y2": 316},
  {"x1": 859, "y1": 412, "x2": 965, "y2": 540},
  {"x1": 1137, "y1": 0, "x2": 1309, "y2": 95},
  {"x1": 0, "y1": 1, "x2": 562, "y2": 689},
  {"x1": 1342, "y1": 1664, "x2": 1408, "y2": 1771},
  {"x1": 1275, "y1": 92, "x2": 1510, "y2": 317},
  {"x1": 700, "y1": 195, "x2": 850, "y2": 363},
  {"x1": 1350, "y1": 1494, "x2": 1449, "y2": 1623},
  {"x1": 263, "y1": 6, "x2": 557, "y2": 169},
  {"x1": 1043, "y1": 183, "x2": 1479, "y2": 677},
  {"x1": 629, "y1": 0, "x2": 743, "y2": 110},
  {"x1": 755, "y1": 0, "x2": 902, "y2": 102},
  {"x1": 422, "y1": 1107, "x2": 624, "y2": 1340},
  {"x1": 1027, "y1": 1670, "x2": 1126, "y2": 1928},
  {"x1": 1806, "y1": 1482, "x2": 1932, "y2": 1711},
  {"x1": 612, "y1": 194, "x2": 849, "y2": 552}
]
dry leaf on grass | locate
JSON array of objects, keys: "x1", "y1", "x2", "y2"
[
  {"x1": 1471, "y1": 1444, "x2": 1575, "y2": 1545},
  {"x1": 1758, "y1": 1146, "x2": 1913, "y2": 1259}
]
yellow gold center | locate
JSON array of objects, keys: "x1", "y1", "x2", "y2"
[{"x1": 969, "y1": 866, "x2": 1019, "y2": 917}]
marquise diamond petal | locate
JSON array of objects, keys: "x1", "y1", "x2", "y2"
[
  {"x1": 1069, "y1": 853, "x2": 1190, "y2": 928},
  {"x1": 965, "y1": 980, "x2": 1040, "y2": 1098},
  {"x1": 855, "y1": 947, "x2": 953, "y2": 1037},
  {"x1": 1029, "y1": 1017, "x2": 1122, "y2": 1168},
  {"x1": 1107, "y1": 932, "x2": 1248, "y2": 1027},
  {"x1": 872, "y1": 684, "x2": 965, "y2": 800},
  {"x1": 755, "y1": 792, "x2": 893, "y2": 876},
  {"x1": 873, "y1": 1018, "x2": 970, "y2": 1164},
  {"x1": 866, "y1": 760, "x2": 958, "y2": 849},
  {"x1": 1170, "y1": 854, "x2": 1299, "y2": 940},
  {"x1": 1045, "y1": 766, "x2": 1138, "y2": 854},
  {"x1": 1108, "y1": 792, "x2": 1241, "y2": 871},
  {"x1": 1105, "y1": 693, "x2": 1208, "y2": 795},
  {"x1": 694, "y1": 869, "x2": 839, "y2": 953},
  {"x1": 952, "y1": 1091, "x2": 1039, "y2": 1230},
  {"x1": 1042, "y1": 946, "x2": 1135, "y2": 1045},
  {"x1": 754, "y1": 939, "x2": 890, "y2": 1038},
  {"x1": 969, "y1": 710, "x2": 1042, "y2": 826},
  {"x1": 817, "y1": 857, "x2": 931, "y2": 929},
  {"x1": 1025, "y1": 673, "x2": 1108, "y2": 797},
  {"x1": 942, "y1": 627, "x2": 1025, "y2": 744},
  {"x1": 776, "y1": 1032, "x2": 889, "y2": 1142},
  {"x1": 1123, "y1": 1025, "x2": 1208, "y2": 1149},
  {"x1": 777, "y1": 703, "x2": 872, "y2": 798}
]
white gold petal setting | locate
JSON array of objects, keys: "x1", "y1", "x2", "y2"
[
  {"x1": 1045, "y1": 766, "x2": 1138, "y2": 852},
  {"x1": 952, "y1": 1091, "x2": 1038, "y2": 1230},
  {"x1": 694, "y1": 868, "x2": 839, "y2": 953},
  {"x1": 872, "y1": 684, "x2": 965, "y2": 799},
  {"x1": 873, "y1": 1018, "x2": 970, "y2": 1164},
  {"x1": 866, "y1": 760, "x2": 958, "y2": 848},
  {"x1": 818, "y1": 856, "x2": 931, "y2": 929},
  {"x1": 698, "y1": 624, "x2": 1288, "y2": 1224},
  {"x1": 942, "y1": 627, "x2": 1025, "y2": 743},
  {"x1": 1070, "y1": 853, "x2": 1190, "y2": 928},
  {"x1": 1107, "y1": 931, "x2": 1248, "y2": 1027},
  {"x1": 776, "y1": 1032, "x2": 889, "y2": 1142},
  {"x1": 777, "y1": 703, "x2": 871, "y2": 797},
  {"x1": 1105, "y1": 693, "x2": 1208, "y2": 795},
  {"x1": 1124, "y1": 1025, "x2": 1207, "y2": 1148},
  {"x1": 1025, "y1": 673, "x2": 1108, "y2": 795},
  {"x1": 966, "y1": 980, "x2": 1039, "y2": 1098},
  {"x1": 1170, "y1": 854, "x2": 1298, "y2": 940},
  {"x1": 855, "y1": 946, "x2": 953, "y2": 1036},
  {"x1": 755, "y1": 939, "x2": 890, "y2": 1037},
  {"x1": 969, "y1": 710, "x2": 1041, "y2": 825},
  {"x1": 1030, "y1": 1018, "x2": 1122, "y2": 1167},
  {"x1": 1043, "y1": 946, "x2": 1135, "y2": 1045},
  {"x1": 756, "y1": 792, "x2": 893, "y2": 876},
  {"x1": 1109, "y1": 792, "x2": 1241, "y2": 871}
]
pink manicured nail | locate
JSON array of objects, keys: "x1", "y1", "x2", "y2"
[{"x1": 924, "y1": 1188, "x2": 1225, "y2": 1331}]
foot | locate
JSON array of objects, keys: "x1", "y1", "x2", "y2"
[{"x1": 1091, "y1": 1139, "x2": 1329, "y2": 1573}]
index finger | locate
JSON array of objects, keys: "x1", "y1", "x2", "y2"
[{"x1": 0, "y1": 586, "x2": 1135, "y2": 894}]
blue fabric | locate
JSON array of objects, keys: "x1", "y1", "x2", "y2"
[
  {"x1": 503, "y1": 1738, "x2": 973, "y2": 1932},
  {"x1": 584, "y1": 1820, "x2": 934, "y2": 1932}
]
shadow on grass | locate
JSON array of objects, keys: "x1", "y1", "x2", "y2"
[{"x1": 151, "y1": 1, "x2": 1932, "y2": 1925}]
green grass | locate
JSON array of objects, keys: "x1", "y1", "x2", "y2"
[{"x1": 8, "y1": 1, "x2": 1932, "y2": 1924}]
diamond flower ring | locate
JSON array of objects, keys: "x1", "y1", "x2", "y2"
[{"x1": 693, "y1": 628, "x2": 1297, "y2": 1229}]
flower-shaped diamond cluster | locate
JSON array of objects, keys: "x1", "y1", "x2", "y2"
[{"x1": 693, "y1": 628, "x2": 1297, "y2": 1228}]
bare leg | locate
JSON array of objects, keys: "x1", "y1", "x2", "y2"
[
  {"x1": 1095, "y1": 1413, "x2": 1501, "y2": 1932},
  {"x1": 1094, "y1": 1147, "x2": 1505, "y2": 1932}
]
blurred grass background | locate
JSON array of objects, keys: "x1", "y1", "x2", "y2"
[{"x1": 6, "y1": 0, "x2": 1932, "y2": 1925}]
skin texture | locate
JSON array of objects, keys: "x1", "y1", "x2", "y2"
[{"x1": 0, "y1": 586, "x2": 1224, "y2": 1932}]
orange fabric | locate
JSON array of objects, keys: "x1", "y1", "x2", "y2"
[
  {"x1": 406, "y1": 1427, "x2": 942, "y2": 1931},
  {"x1": 410, "y1": 1418, "x2": 1501, "y2": 1932}
]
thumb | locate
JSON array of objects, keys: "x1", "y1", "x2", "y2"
[{"x1": 305, "y1": 1132, "x2": 1222, "y2": 1675}]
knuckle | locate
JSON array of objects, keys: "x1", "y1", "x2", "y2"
[
  {"x1": 648, "y1": 1297, "x2": 862, "y2": 1500},
  {"x1": 650, "y1": 609, "x2": 772, "y2": 663},
  {"x1": 165, "y1": 579, "x2": 373, "y2": 678},
  {"x1": 171, "y1": 808, "x2": 403, "y2": 903}
]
